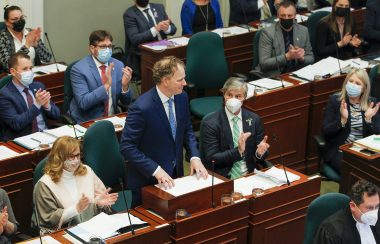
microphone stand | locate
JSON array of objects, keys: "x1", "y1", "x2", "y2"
[
  {"x1": 44, "y1": 33, "x2": 60, "y2": 73},
  {"x1": 272, "y1": 134, "x2": 290, "y2": 186},
  {"x1": 332, "y1": 34, "x2": 343, "y2": 75},
  {"x1": 211, "y1": 160, "x2": 216, "y2": 208},
  {"x1": 33, "y1": 205, "x2": 44, "y2": 244},
  {"x1": 119, "y1": 178, "x2": 135, "y2": 235}
]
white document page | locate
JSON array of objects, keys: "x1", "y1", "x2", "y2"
[
  {"x1": 0, "y1": 145, "x2": 20, "y2": 160},
  {"x1": 234, "y1": 174, "x2": 280, "y2": 196},
  {"x1": 354, "y1": 135, "x2": 380, "y2": 152},
  {"x1": 24, "y1": 236, "x2": 61, "y2": 244},
  {"x1": 156, "y1": 174, "x2": 224, "y2": 197},
  {"x1": 170, "y1": 37, "x2": 190, "y2": 46},
  {"x1": 349, "y1": 58, "x2": 370, "y2": 69},
  {"x1": 32, "y1": 63, "x2": 67, "y2": 74},
  {"x1": 212, "y1": 26, "x2": 249, "y2": 37},
  {"x1": 256, "y1": 166, "x2": 301, "y2": 185},
  {"x1": 44, "y1": 125, "x2": 86, "y2": 138},
  {"x1": 13, "y1": 132, "x2": 57, "y2": 150},
  {"x1": 248, "y1": 78, "x2": 293, "y2": 90},
  {"x1": 97, "y1": 116, "x2": 125, "y2": 126}
]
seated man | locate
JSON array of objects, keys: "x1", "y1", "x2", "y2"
[
  {"x1": 0, "y1": 188, "x2": 19, "y2": 243},
  {"x1": 201, "y1": 77, "x2": 270, "y2": 179},
  {"x1": 69, "y1": 30, "x2": 132, "y2": 123},
  {"x1": 258, "y1": 0, "x2": 314, "y2": 75},
  {"x1": 314, "y1": 180, "x2": 380, "y2": 244},
  {"x1": 123, "y1": 0, "x2": 177, "y2": 80},
  {"x1": 0, "y1": 53, "x2": 60, "y2": 141}
]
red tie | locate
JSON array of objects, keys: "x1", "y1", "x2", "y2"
[
  {"x1": 23, "y1": 88, "x2": 38, "y2": 133},
  {"x1": 99, "y1": 65, "x2": 109, "y2": 117}
]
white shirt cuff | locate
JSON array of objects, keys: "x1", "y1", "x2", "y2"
[
  {"x1": 152, "y1": 165, "x2": 161, "y2": 176},
  {"x1": 61, "y1": 205, "x2": 79, "y2": 224},
  {"x1": 164, "y1": 25, "x2": 172, "y2": 34},
  {"x1": 121, "y1": 87, "x2": 129, "y2": 94},
  {"x1": 150, "y1": 27, "x2": 158, "y2": 38},
  {"x1": 190, "y1": 156, "x2": 201, "y2": 162},
  {"x1": 258, "y1": 0, "x2": 265, "y2": 9}
]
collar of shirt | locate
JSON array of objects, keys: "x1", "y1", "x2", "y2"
[
  {"x1": 354, "y1": 215, "x2": 377, "y2": 244},
  {"x1": 136, "y1": 3, "x2": 151, "y2": 12},
  {"x1": 225, "y1": 106, "x2": 242, "y2": 122},
  {"x1": 12, "y1": 80, "x2": 30, "y2": 93},
  {"x1": 156, "y1": 85, "x2": 174, "y2": 104},
  {"x1": 8, "y1": 28, "x2": 29, "y2": 42},
  {"x1": 92, "y1": 55, "x2": 108, "y2": 69}
]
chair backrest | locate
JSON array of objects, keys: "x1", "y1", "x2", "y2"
[
  {"x1": 63, "y1": 61, "x2": 78, "y2": 114},
  {"x1": 0, "y1": 22, "x2": 5, "y2": 31},
  {"x1": 252, "y1": 29, "x2": 263, "y2": 69},
  {"x1": 303, "y1": 192, "x2": 350, "y2": 244},
  {"x1": 33, "y1": 157, "x2": 48, "y2": 186},
  {"x1": 82, "y1": 120, "x2": 126, "y2": 187},
  {"x1": 199, "y1": 112, "x2": 216, "y2": 169},
  {"x1": 306, "y1": 11, "x2": 330, "y2": 57},
  {"x1": 0, "y1": 75, "x2": 12, "y2": 89},
  {"x1": 186, "y1": 32, "x2": 229, "y2": 90},
  {"x1": 369, "y1": 64, "x2": 380, "y2": 101}
]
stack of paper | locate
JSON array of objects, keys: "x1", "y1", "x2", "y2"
[
  {"x1": 22, "y1": 236, "x2": 61, "y2": 244},
  {"x1": 0, "y1": 145, "x2": 20, "y2": 160},
  {"x1": 259, "y1": 166, "x2": 301, "y2": 184},
  {"x1": 246, "y1": 78, "x2": 293, "y2": 98},
  {"x1": 32, "y1": 63, "x2": 67, "y2": 74},
  {"x1": 13, "y1": 132, "x2": 57, "y2": 150},
  {"x1": 212, "y1": 26, "x2": 249, "y2": 37},
  {"x1": 354, "y1": 135, "x2": 380, "y2": 152},
  {"x1": 44, "y1": 125, "x2": 86, "y2": 138},
  {"x1": 66, "y1": 212, "x2": 147, "y2": 242},
  {"x1": 96, "y1": 116, "x2": 126, "y2": 131},
  {"x1": 169, "y1": 37, "x2": 189, "y2": 46}
]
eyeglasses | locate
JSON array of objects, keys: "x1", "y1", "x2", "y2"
[
  {"x1": 67, "y1": 153, "x2": 81, "y2": 160},
  {"x1": 8, "y1": 15, "x2": 26, "y2": 22},
  {"x1": 95, "y1": 45, "x2": 113, "y2": 50}
]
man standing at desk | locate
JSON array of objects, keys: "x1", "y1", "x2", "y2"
[
  {"x1": 258, "y1": 0, "x2": 314, "y2": 75},
  {"x1": 314, "y1": 180, "x2": 380, "y2": 243},
  {"x1": 123, "y1": 0, "x2": 177, "y2": 80},
  {"x1": 201, "y1": 77, "x2": 270, "y2": 179},
  {"x1": 0, "y1": 53, "x2": 60, "y2": 141},
  {"x1": 69, "y1": 30, "x2": 132, "y2": 123},
  {"x1": 120, "y1": 56, "x2": 208, "y2": 207}
]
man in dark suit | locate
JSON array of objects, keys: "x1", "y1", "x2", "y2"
[
  {"x1": 123, "y1": 0, "x2": 177, "y2": 81},
  {"x1": 229, "y1": 0, "x2": 278, "y2": 25},
  {"x1": 201, "y1": 77, "x2": 270, "y2": 179},
  {"x1": 0, "y1": 53, "x2": 60, "y2": 141},
  {"x1": 120, "y1": 56, "x2": 208, "y2": 207},
  {"x1": 363, "y1": 0, "x2": 380, "y2": 53},
  {"x1": 69, "y1": 30, "x2": 132, "y2": 123},
  {"x1": 313, "y1": 180, "x2": 380, "y2": 244}
]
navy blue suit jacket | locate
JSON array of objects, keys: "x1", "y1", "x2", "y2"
[
  {"x1": 201, "y1": 108, "x2": 266, "y2": 178},
  {"x1": 120, "y1": 88, "x2": 199, "y2": 207},
  {"x1": 229, "y1": 0, "x2": 261, "y2": 25},
  {"x1": 123, "y1": 3, "x2": 176, "y2": 79},
  {"x1": 0, "y1": 81, "x2": 60, "y2": 141},
  {"x1": 69, "y1": 55, "x2": 132, "y2": 123}
]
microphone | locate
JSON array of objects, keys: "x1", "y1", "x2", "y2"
[
  {"x1": 211, "y1": 160, "x2": 216, "y2": 208},
  {"x1": 272, "y1": 134, "x2": 290, "y2": 186},
  {"x1": 118, "y1": 178, "x2": 135, "y2": 235},
  {"x1": 33, "y1": 205, "x2": 44, "y2": 244},
  {"x1": 332, "y1": 34, "x2": 343, "y2": 75},
  {"x1": 44, "y1": 32, "x2": 60, "y2": 73}
]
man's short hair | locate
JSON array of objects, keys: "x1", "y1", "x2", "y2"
[
  {"x1": 3, "y1": 5, "x2": 21, "y2": 20},
  {"x1": 349, "y1": 180, "x2": 379, "y2": 206},
  {"x1": 278, "y1": 0, "x2": 296, "y2": 10},
  {"x1": 89, "y1": 30, "x2": 113, "y2": 46},
  {"x1": 8, "y1": 53, "x2": 30, "y2": 69},
  {"x1": 221, "y1": 77, "x2": 248, "y2": 98},
  {"x1": 152, "y1": 56, "x2": 185, "y2": 84}
]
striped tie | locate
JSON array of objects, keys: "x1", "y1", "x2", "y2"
[
  {"x1": 168, "y1": 98, "x2": 176, "y2": 140},
  {"x1": 229, "y1": 116, "x2": 244, "y2": 179}
]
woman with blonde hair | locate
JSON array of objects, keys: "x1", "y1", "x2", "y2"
[
  {"x1": 322, "y1": 68, "x2": 380, "y2": 173},
  {"x1": 32, "y1": 136, "x2": 118, "y2": 234}
]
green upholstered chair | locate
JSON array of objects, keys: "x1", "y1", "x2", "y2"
[
  {"x1": 33, "y1": 157, "x2": 48, "y2": 186},
  {"x1": 63, "y1": 61, "x2": 78, "y2": 114},
  {"x1": 0, "y1": 22, "x2": 5, "y2": 31},
  {"x1": 314, "y1": 135, "x2": 341, "y2": 182},
  {"x1": 199, "y1": 112, "x2": 215, "y2": 169},
  {"x1": 369, "y1": 64, "x2": 380, "y2": 102},
  {"x1": 252, "y1": 29, "x2": 263, "y2": 70},
  {"x1": 82, "y1": 120, "x2": 131, "y2": 212},
  {"x1": 303, "y1": 192, "x2": 350, "y2": 244},
  {"x1": 186, "y1": 32, "x2": 228, "y2": 119},
  {"x1": 306, "y1": 11, "x2": 330, "y2": 58},
  {"x1": 0, "y1": 75, "x2": 12, "y2": 89}
]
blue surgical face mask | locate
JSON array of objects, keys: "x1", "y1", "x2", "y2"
[
  {"x1": 345, "y1": 82, "x2": 362, "y2": 98},
  {"x1": 97, "y1": 48, "x2": 112, "y2": 64},
  {"x1": 18, "y1": 70, "x2": 34, "y2": 87}
]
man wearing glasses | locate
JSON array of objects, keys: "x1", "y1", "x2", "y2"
[
  {"x1": 69, "y1": 30, "x2": 132, "y2": 123},
  {"x1": 0, "y1": 5, "x2": 51, "y2": 73}
]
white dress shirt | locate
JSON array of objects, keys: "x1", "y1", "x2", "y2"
[
  {"x1": 10, "y1": 28, "x2": 36, "y2": 65},
  {"x1": 355, "y1": 219, "x2": 377, "y2": 244}
]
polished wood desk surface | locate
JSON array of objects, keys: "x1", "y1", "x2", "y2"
[{"x1": 339, "y1": 143, "x2": 380, "y2": 194}]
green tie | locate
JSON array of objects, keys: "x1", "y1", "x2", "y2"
[{"x1": 230, "y1": 116, "x2": 244, "y2": 179}]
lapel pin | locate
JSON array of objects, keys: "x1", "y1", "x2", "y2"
[{"x1": 246, "y1": 118, "x2": 253, "y2": 126}]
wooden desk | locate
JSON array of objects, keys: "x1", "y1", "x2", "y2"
[
  {"x1": 140, "y1": 30, "x2": 256, "y2": 93},
  {"x1": 0, "y1": 143, "x2": 33, "y2": 233},
  {"x1": 36, "y1": 71, "x2": 65, "y2": 108},
  {"x1": 136, "y1": 199, "x2": 250, "y2": 244},
  {"x1": 20, "y1": 210, "x2": 171, "y2": 244},
  {"x1": 244, "y1": 79, "x2": 311, "y2": 172},
  {"x1": 339, "y1": 143, "x2": 380, "y2": 194},
  {"x1": 246, "y1": 167, "x2": 321, "y2": 244}
]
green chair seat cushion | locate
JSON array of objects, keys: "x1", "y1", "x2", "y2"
[
  {"x1": 322, "y1": 163, "x2": 341, "y2": 182},
  {"x1": 112, "y1": 190, "x2": 132, "y2": 213},
  {"x1": 190, "y1": 96, "x2": 223, "y2": 118}
]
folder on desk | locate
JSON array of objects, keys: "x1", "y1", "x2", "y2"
[
  {"x1": 354, "y1": 135, "x2": 380, "y2": 152},
  {"x1": 13, "y1": 132, "x2": 57, "y2": 150},
  {"x1": 0, "y1": 145, "x2": 21, "y2": 160}
]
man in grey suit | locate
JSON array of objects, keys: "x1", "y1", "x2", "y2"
[
  {"x1": 123, "y1": 0, "x2": 177, "y2": 80},
  {"x1": 201, "y1": 77, "x2": 270, "y2": 179},
  {"x1": 258, "y1": 0, "x2": 314, "y2": 75}
]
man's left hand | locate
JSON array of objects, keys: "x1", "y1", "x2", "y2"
[{"x1": 190, "y1": 158, "x2": 208, "y2": 179}]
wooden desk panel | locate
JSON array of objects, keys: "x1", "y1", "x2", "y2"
[
  {"x1": 352, "y1": 9, "x2": 366, "y2": 36},
  {"x1": 339, "y1": 143, "x2": 380, "y2": 194},
  {"x1": 247, "y1": 168, "x2": 321, "y2": 244},
  {"x1": 244, "y1": 82, "x2": 311, "y2": 172},
  {"x1": 37, "y1": 71, "x2": 65, "y2": 108}
]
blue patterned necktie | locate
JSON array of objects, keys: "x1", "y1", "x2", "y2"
[{"x1": 168, "y1": 98, "x2": 176, "y2": 140}]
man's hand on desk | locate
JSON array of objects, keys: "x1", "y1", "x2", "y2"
[
  {"x1": 190, "y1": 158, "x2": 208, "y2": 180},
  {"x1": 155, "y1": 168, "x2": 175, "y2": 189},
  {"x1": 96, "y1": 187, "x2": 118, "y2": 207}
]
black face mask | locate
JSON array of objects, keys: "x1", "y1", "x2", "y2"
[
  {"x1": 136, "y1": 0, "x2": 149, "y2": 8},
  {"x1": 335, "y1": 7, "x2": 350, "y2": 17},
  {"x1": 12, "y1": 18, "x2": 25, "y2": 32},
  {"x1": 280, "y1": 18, "x2": 294, "y2": 30}
]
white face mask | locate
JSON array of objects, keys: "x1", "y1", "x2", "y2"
[
  {"x1": 225, "y1": 98, "x2": 242, "y2": 114},
  {"x1": 63, "y1": 159, "x2": 80, "y2": 172},
  {"x1": 359, "y1": 208, "x2": 379, "y2": 226}
]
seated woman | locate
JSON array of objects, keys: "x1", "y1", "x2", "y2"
[
  {"x1": 32, "y1": 136, "x2": 118, "y2": 234},
  {"x1": 315, "y1": 0, "x2": 362, "y2": 60},
  {"x1": 181, "y1": 0, "x2": 223, "y2": 35},
  {"x1": 0, "y1": 188, "x2": 19, "y2": 243},
  {"x1": 0, "y1": 5, "x2": 51, "y2": 73},
  {"x1": 322, "y1": 68, "x2": 380, "y2": 174}
]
